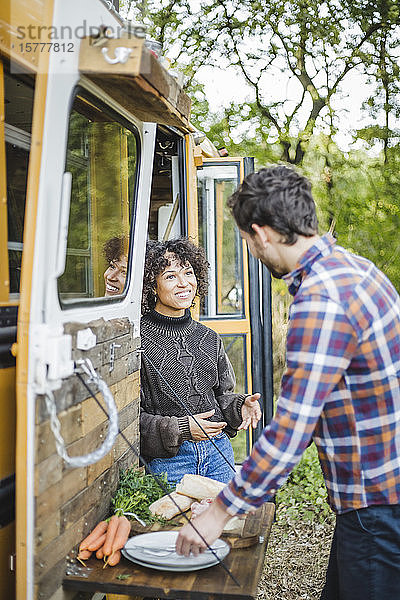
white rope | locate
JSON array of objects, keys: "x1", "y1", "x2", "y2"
[{"x1": 45, "y1": 358, "x2": 119, "y2": 468}]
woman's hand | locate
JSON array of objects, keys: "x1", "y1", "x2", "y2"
[
  {"x1": 189, "y1": 409, "x2": 227, "y2": 441},
  {"x1": 238, "y1": 393, "x2": 262, "y2": 430}
]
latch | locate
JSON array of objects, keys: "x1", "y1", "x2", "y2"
[
  {"x1": 109, "y1": 342, "x2": 121, "y2": 372},
  {"x1": 9, "y1": 553, "x2": 16, "y2": 572},
  {"x1": 33, "y1": 324, "x2": 74, "y2": 394}
]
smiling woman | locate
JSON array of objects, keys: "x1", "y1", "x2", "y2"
[
  {"x1": 57, "y1": 90, "x2": 138, "y2": 303},
  {"x1": 139, "y1": 238, "x2": 261, "y2": 486},
  {"x1": 103, "y1": 236, "x2": 128, "y2": 297}
]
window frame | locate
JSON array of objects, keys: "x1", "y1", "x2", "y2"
[{"x1": 197, "y1": 160, "x2": 245, "y2": 320}]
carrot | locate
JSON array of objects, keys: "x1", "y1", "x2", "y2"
[
  {"x1": 103, "y1": 514, "x2": 120, "y2": 557},
  {"x1": 111, "y1": 516, "x2": 131, "y2": 553},
  {"x1": 76, "y1": 548, "x2": 92, "y2": 567},
  {"x1": 79, "y1": 520, "x2": 108, "y2": 552},
  {"x1": 107, "y1": 550, "x2": 121, "y2": 566},
  {"x1": 87, "y1": 532, "x2": 107, "y2": 552},
  {"x1": 96, "y1": 547, "x2": 104, "y2": 560}
]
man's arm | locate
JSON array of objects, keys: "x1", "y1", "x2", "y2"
[
  {"x1": 176, "y1": 295, "x2": 357, "y2": 552},
  {"x1": 175, "y1": 497, "x2": 231, "y2": 557}
]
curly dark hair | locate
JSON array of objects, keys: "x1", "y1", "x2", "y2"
[
  {"x1": 141, "y1": 238, "x2": 209, "y2": 314},
  {"x1": 227, "y1": 166, "x2": 318, "y2": 245},
  {"x1": 103, "y1": 236, "x2": 129, "y2": 264}
]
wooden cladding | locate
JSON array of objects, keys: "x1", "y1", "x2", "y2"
[{"x1": 34, "y1": 317, "x2": 140, "y2": 600}]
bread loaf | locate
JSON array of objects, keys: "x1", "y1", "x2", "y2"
[
  {"x1": 223, "y1": 515, "x2": 245, "y2": 534},
  {"x1": 149, "y1": 491, "x2": 193, "y2": 520},
  {"x1": 175, "y1": 474, "x2": 227, "y2": 500}
]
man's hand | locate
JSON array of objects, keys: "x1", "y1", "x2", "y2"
[
  {"x1": 189, "y1": 409, "x2": 227, "y2": 440},
  {"x1": 175, "y1": 499, "x2": 232, "y2": 556},
  {"x1": 238, "y1": 393, "x2": 262, "y2": 430}
]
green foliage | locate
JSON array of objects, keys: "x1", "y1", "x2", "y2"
[
  {"x1": 121, "y1": 0, "x2": 399, "y2": 165},
  {"x1": 303, "y1": 135, "x2": 400, "y2": 291},
  {"x1": 276, "y1": 444, "x2": 333, "y2": 524},
  {"x1": 112, "y1": 467, "x2": 174, "y2": 523}
]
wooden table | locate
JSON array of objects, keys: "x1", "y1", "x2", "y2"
[{"x1": 63, "y1": 502, "x2": 275, "y2": 600}]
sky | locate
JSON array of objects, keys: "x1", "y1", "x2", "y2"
[
  {"x1": 195, "y1": 63, "x2": 379, "y2": 153},
  {"x1": 120, "y1": 4, "x2": 397, "y2": 155}
]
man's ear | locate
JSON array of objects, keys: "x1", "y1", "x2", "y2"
[{"x1": 251, "y1": 223, "x2": 269, "y2": 247}]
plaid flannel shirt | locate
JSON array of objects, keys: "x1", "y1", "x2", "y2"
[{"x1": 218, "y1": 234, "x2": 400, "y2": 515}]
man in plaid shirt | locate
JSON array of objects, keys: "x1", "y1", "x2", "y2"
[{"x1": 177, "y1": 166, "x2": 400, "y2": 599}]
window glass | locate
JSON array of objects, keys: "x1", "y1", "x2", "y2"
[
  {"x1": 4, "y1": 71, "x2": 34, "y2": 133},
  {"x1": 58, "y1": 92, "x2": 138, "y2": 303},
  {"x1": 221, "y1": 334, "x2": 249, "y2": 463},
  {"x1": 197, "y1": 163, "x2": 243, "y2": 317},
  {"x1": 4, "y1": 71, "x2": 34, "y2": 296},
  {"x1": 148, "y1": 127, "x2": 182, "y2": 241},
  {"x1": 6, "y1": 143, "x2": 29, "y2": 294}
]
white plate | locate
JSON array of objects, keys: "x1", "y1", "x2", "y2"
[
  {"x1": 123, "y1": 531, "x2": 230, "y2": 571},
  {"x1": 121, "y1": 548, "x2": 224, "y2": 572}
]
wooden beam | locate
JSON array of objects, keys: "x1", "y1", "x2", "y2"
[{"x1": 79, "y1": 38, "x2": 191, "y2": 130}]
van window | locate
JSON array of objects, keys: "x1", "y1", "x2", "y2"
[
  {"x1": 4, "y1": 71, "x2": 34, "y2": 296},
  {"x1": 197, "y1": 163, "x2": 244, "y2": 317},
  {"x1": 58, "y1": 91, "x2": 139, "y2": 304},
  {"x1": 147, "y1": 125, "x2": 184, "y2": 241}
]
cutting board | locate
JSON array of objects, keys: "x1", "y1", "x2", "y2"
[{"x1": 129, "y1": 502, "x2": 274, "y2": 548}]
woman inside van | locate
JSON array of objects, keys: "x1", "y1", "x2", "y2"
[
  {"x1": 103, "y1": 236, "x2": 128, "y2": 297},
  {"x1": 140, "y1": 237, "x2": 261, "y2": 485}
]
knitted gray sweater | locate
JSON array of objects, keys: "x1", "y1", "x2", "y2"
[{"x1": 140, "y1": 309, "x2": 246, "y2": 460}]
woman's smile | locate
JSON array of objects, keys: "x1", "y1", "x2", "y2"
[{"x1": 155, "y1": 254, "x2": 197, "y2": 317}]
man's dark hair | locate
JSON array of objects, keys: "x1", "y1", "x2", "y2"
[
  {"x1": 141, "y1": 238, "x2": 209, "y2": 314},
  {"x1": 227, "y1": 166, "x2": 318, "y2": 245},
  {"x1": 103, "y1": 236, "x2": 128, "y2": 264}
]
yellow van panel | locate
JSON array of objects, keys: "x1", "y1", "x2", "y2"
[
  {"x1": 0, "y1": 522, "x2": 15, "y2": 600},
  {"x1": 0, "y1": 0, "x2": 48, "y2": 72},
  {"x1": 0, "y1": 366, "x2": 16, "y2": 478}
]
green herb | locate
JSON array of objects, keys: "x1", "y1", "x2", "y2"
[
  {"x1": 276, "y1": 444, "x2": 333, "y2": 524},
  {"x1": 112, "y1": 468, "x2": 174, "y2": 524},
  {"x1": 116, "y1": 574, "x2": 130, "y2": 580}
]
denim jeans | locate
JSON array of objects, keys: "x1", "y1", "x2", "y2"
[
  {"x1": 320, "y1": 504, "x2": 400, "y2": 600},
  {"x1": 148, "y1": 432, "x2": 236, "y2": 486}
]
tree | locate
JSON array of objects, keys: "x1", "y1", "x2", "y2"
[{"x1": 121, "y1": 0, "x2": 399, "y2": 165}]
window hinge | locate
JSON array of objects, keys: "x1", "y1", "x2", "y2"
[{"x1": 33, "y1": 324, "x2": 74, "y2": 394}]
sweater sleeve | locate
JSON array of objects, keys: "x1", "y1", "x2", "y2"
[
  {"x1": 213, "y1": 336, "x2": 246, "y2": 432},
  {"x1": 139, "y1": 368, "x2": 191, "y2": 459}
]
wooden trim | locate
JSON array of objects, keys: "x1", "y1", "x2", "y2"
[
  {"x1": 202, "y1": 156, "x2": 245, "y2": 164},
  {"x1": 15, "y1": 1, "x2": 54, "y2": 593},
  {"x1": 0, "y1": 0, "x2": 45, "y2": 74},
  {"x1": 215, "y1": 180, "x2": 224, "y2": 312},
  {"x1": 199, "y1": 318, "x2": 250, "y2": 335},
  {"x1": 185, "y1": 134, "x2": 200, "y2": 319},
  {"x1": 79, "y1": 39, "x2": 191, "y2": 130}
]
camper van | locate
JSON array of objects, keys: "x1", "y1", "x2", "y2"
[{"x1": 0, "y1": 1, "x2": 273, "y2": 598}]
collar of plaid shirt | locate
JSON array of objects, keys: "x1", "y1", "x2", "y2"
[{"x1": 283, "y1": 233, "x2": 337, "y2": 296}]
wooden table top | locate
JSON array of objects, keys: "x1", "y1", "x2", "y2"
[{"x1": 63, "y1": 502, "x2": 275, "y2": 600}]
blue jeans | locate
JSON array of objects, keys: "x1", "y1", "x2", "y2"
[
  {"x1": 148, "y1": 433, "x2": 236, "y2": 486},
  {"x1": 320, "y1": 504, "x2": 400, "y2": 600}
]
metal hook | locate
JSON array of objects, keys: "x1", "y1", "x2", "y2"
[
  {"x1": 101, "y1": 46, "x2": 132, "y2": 65},
  {"x1": 75, "y1": 358, "x2": 97, "y2": 382}
]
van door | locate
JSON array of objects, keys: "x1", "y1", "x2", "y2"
[
  {"x1": 196, "y1": 157, "x2": 273, "y2": 462},
  {"x1": 10, "y1": 16, "x2": 156, "y2": 600}
]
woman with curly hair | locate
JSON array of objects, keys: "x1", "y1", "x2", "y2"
[
  {"x1": 103, "y1": 236, "x2": 128, "y2": 296},
  {"x1": 140, "y1": 237, "x2": 261, "y2": 485}
]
